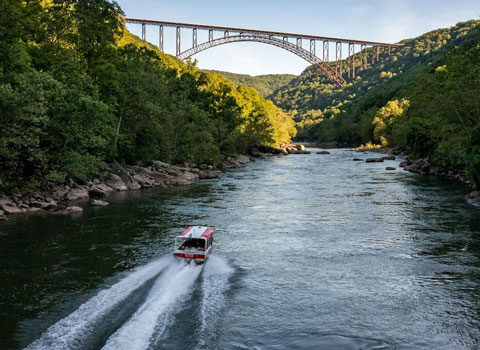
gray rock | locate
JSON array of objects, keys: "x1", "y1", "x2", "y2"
[
  {"x1": 66, "y1": 188, "x2": 89, "y2": 201},
  {"x1": 386, "y1": 167, "x2": 396, "y2": 171},
  {"x1": 0, "y1": 198, "x2": 13, "y2": 207},
  {"x1": 353, "y1": 158, "x2": 363, "y2": 161},
  {"x1": 91, "y1": 199, "x2": 109, "y2": 206},
  {"x1": 399, "y1": 160, "x2": 411, "y2": 167},
  {"x1": 198, "y1": 170, "x2": 221, "y2": 179},
  {"x1": 101, "y1": 173, "x2": 128, "y2": 191},
  {"x1": 55, "y1": 206, "x2": 83, "y2": 215},
  {"x1": 316, "y1": 151, "x2": 330, "y2": 155},
  {"x1": 384, "y1": 155, "x2": 396, "y2": 160},
  {"x1": 469, "y1": 191, "x2": 480, "y2": 199},
  {"x1": 2, "y1": 205, "x2": 23, "y2": 214},
  {"x1": 287, "y1": 149, "x2": 311, "y2": 154},
  {"x1": 366, "y1": 158, "x2": 384, "y2": 163},
  {"x1": 133, "y1": 173, "x2": 154, "y2": 187},
  {"x1": 127, "y1": 181, "x2": 141, "y2": 190},
  {"x1": 88, "y1": 183, "x2": 114, "y2": 197},
  {"x1": 0, "y1": 210, "x2": 5, "y2": 220}
]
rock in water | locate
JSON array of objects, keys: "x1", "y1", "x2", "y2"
[
  {"x1": 66, "y1": 188, "x2": 89, "y2": 201},
  {"x1": 386, "y1": 167, "x2": 396, "y2": 171},
  {"x1": 1, "y1": 205, "x2": 22, "y2": 214},
  {"x1": 353, "y1": 158, "x2": 363, "y2": 161},
  {"x1": 91, "y1": 199, "x2": 109, "y2": 206},
  {"x1": 366, "y1": 158, "x2": 384, "y2": 163},
  {"x1": 55, "y1": 206, "x2": 83, "y2": 215},
  {"x1": 316, "y1": 151, "x2": 330, "y2": 155}
]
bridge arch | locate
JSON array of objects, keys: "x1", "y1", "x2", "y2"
[{"x1": 178, "y1": 34, "x2": 345, "y2": 86}]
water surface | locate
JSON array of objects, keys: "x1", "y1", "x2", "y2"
[{"x1": 1, "y1": 149, "x2": 479, "y2": 349}]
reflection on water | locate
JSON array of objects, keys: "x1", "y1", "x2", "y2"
[{"x1": 0, "y1": 149, "x2": 479, "y2": 349}]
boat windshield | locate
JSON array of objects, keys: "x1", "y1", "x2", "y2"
[{"x1": 175, "y1": 238, "x2": 206, "y2": 251}]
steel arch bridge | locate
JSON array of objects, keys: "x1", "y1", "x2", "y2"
[{"x1": 125, "y1": 18, "x2": 403, "y2": 87}]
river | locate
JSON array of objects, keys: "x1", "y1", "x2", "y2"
[{"x1": 1, "y1": 148, "x2": 479, "y2": 349}]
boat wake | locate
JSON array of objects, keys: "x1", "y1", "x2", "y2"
[
  {"x1": 197, "y1": 255, "x2": 235, "y2": 349},
  {"x1": 26, "y1": 256, "x2": 172, "y2": 350},
  {"x1": 26, "y1": 254, "x2": 235, "y2": 350},
  {"x1": 102, "y1": 260, "x2": 202, "y2": 350}
]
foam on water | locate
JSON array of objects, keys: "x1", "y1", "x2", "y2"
[
  {"x1": 197, "y1": 255, "x2": 235, "y2": 349},
  {"x1": 102, "y1": 260, "x2": 203, "y2": 350},
  {"x1": 26, "y1": 256, "x2": 172, "y2": 350}
]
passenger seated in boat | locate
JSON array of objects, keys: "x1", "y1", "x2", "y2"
[{"x1": 178, "y1": 238, "x2": 205, "y2": 251}]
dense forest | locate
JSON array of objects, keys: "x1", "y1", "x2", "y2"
[
  {"x1": 269, "y1": 20, "x2": 480, "y2": 186},
  {"x1": 0, "y1": 0, "x2": 296, "y2": 192},
  {"x1": 210, "y1": 71, "x2": 295, "y2": 97}
]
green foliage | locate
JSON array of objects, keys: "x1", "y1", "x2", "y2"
[
  {"x1": 0, "y1": 0, "x2": 295, "y2": 192},
  {"x1": 270, "y1": 19, "x2": 480, "y2": 183},
  {"x1": 210, "y1": 70, "x2": 296, "y2": 97}
]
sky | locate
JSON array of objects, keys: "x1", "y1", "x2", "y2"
[{"x1": 117, "y1": 0, "x2": 480, "y2": 76}]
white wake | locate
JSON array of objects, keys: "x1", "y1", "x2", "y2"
[
  {"x1": 26, "y1": 256, "x2": 172, "y2": 350},
  {"x1": 102, "y1": 261, "x2": 202, "y2": 350},
  {"x1": 197, "y1": 255, "x2": 235, "y2": 349}
]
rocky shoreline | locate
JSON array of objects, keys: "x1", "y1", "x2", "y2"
[
  {"x1": 353, "y1": 146, "x2": 480, "y2": 207},
  {"x1": 0, "y1": 150, "x2": 286, "y2": 221}
]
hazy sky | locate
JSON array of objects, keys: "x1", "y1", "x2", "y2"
[{"x1": 117, "y1": 0, "x2": 480, "y2": 75}]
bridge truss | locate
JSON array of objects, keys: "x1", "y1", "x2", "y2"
[{"x1": 125, "y1": 18, "x2": 403, "y2": 87}]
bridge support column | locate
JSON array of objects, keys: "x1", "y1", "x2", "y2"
[
  {"x1": 142, "y1": 23, "x2": 146, "y2": 41},
  {"x1": 159, "y1": 25, "x2": 164, "y2": 51},
  {"x1": 371, "y1": 46, "x2": 375, "y2": 65},
  {"x1": 335, "y1": 42, "x2": 342, "y2": 75},
  {"x1": 310, "y1": 39, "x2": 315, "y2": 57},
  {"x1": 176, "y1": 27, "x2": 181, "y2": 56},
  {"x1": 361, "y1": 44, "x2": 367, "y2": 70},
  {"x1": 348, "y1": 43, "x2": 356, "y2": 79},
  {"x1": 224, "y1": 30, "x2": 229, "y2": 38},
  {"x1": 388, "y1": 45, "x2": 391, "y2": 55},
  {"x1": 376, "y1": 46, "x2": 380, "y2": 61},
  {"x1": 323, "y1": 41, "x2": 329, "y2": 62},
  {"x1": 296, "y1": 38, "x2": 302, "y2": 48},
  {"x1": 193, "y1": 28, "x2": 198, "y2": 48},
  {"x1": 283, "y1": 36, "x2": 288, "y2": 42},
  {"x1": 208, "y1": 29, "x2": 213, "y2": 42}
]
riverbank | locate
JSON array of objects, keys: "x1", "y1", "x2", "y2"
[
  {"x1": 352, "y1": 145, "x2": 480, "y2": 207},
  {"x1": 0, "y1": 150, "x2": 287, "y2": 221}
]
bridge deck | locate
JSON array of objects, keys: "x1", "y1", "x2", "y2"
[{"x1": 125, "y1": 17, "x2": 403, "y2": 47}]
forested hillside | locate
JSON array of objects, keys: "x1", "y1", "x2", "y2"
[
  {"x1": 0, "y1": 0, "x2": 295, "y2": 192},
  {"x1": 210, "y1": 71, "x2": 296, "y2": 97},
  {"x1": 270, "y1": 20, "x2": 480, "y2": 186}
]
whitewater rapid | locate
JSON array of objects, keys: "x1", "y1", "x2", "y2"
[{"x1": 26, "y1": 255, "x2": 234, "y2": 350}]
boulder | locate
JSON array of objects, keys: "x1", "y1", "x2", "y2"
[
  {"x1": 287, "y1": 149, "x2": 311, "y2": 154},
  {"x1": 1, "y1": 205, "x2": 22, "y2": 214},
  {"x1": 316, "y1": 151, "x2": 330, "y2": 155},
  {"x1": 404, "y1": 159, "x2": 429, "y2": 174},
  {"x1": 152, "y1": 160, "x2": 172, "y2": 168},
  {"x1": 88, "y1": 183, "x2": 114, "y2": 197},
  {"x1": 0, "y1": 197, "x2": 13, "y2": 207},
  {"x1": 366, "y1": 158, "x2": 384, "y2": 163},
  {"x1": 293, "y1": 144, "x2": 306, "y2": 151},
  {"x1": 469, "y1": 191, "x2": 480, "y2": 199},
  {"x1": 258, "y1": 145, "x2": 286, "y2": 155},
  {"x1": 66, "y1": 188, "x2": 89, "y2": 201},
  {"x1": 399, "y1": 160, "x2": 411, "y2": 168},
  {"x1": 101, "y1": 173, "x2": 128, "y2": 191},
  {"x1": 383, "y1": 155, "x2": 396, "y2": 160},
  {"x1": 198, "y1": 170, "x2": 221, "y2": 179},
  {"x1": 127, "y1": 181, "x2": 141, "y2": 190},
  {"x1": 386, "y1": 167, "x2": 396, "y2": 171},
  {"x1": 55, "y1": 206, "x2": 83, "y2": 215},
  {"x1": 133, "y1": 173, "x2": 154, "y2": 187},
  {"x1": 353, "y1": 158, "x2": 363, "y2": 161},
  {"x1": 91, "y1": 199, "x2": 109, "y2": 206}
]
